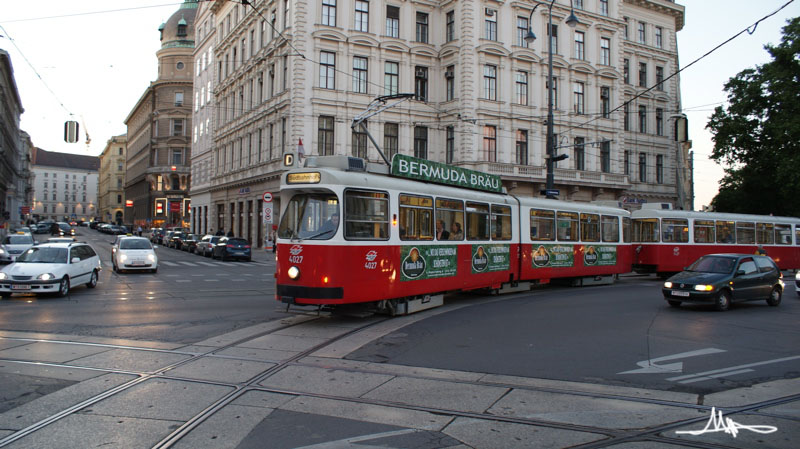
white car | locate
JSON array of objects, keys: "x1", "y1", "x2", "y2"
[
  {"x1": 0, "y1": 242, "x2": 101, "y2": 297},
  {"x1": 112, "y1": 236, "x2": 158, "y2": 273},
  {"x1": 0, "y1": 233, "x2": 38, "y2": 264}
]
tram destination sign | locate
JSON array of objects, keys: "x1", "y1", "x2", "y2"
[{"x1": 391, "y1": 154, "x2": 503, "y2": 193}]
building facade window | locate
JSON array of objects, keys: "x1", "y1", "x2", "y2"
[
  {"x1": 624, "y1": 102, "x2": 630, "y2": 131},
  {"x1": 600, "y1": 86, "x2": 610, "y2": 119},
  {"x1": 483, "y1": 125, "x2": 497, "y2": 162},
  {"x1": 516, "y1": 130, "x2": 528, "y2": 165},
  {"x1": 655, "y1": 26, "x2": 663, "y2": 48},
  {"x1": 574, "y1": 137, "x2": 585, "y2": 170},
  {"x1": 171, "y1": 119, "x2": 184, "y2": 136},
  {"x1": 352, "y1": 125, "x2": 368, "y2": 158},
  {"x1": 656, "y1": 108, "x2": 664, "y2": 136},
  {"x1": 445, "y1": 66, "x2": 455, "y2": 101},
  {"x1": 322, "y1": 0, "x2": 336, "y2": 26},
  {"x1": 600, "y1": 37, "x2": 610, "y2": 65},
  {"x1": 600, "y1": 141, "x2": 610, "y2": 173},
  {"x1": 574, "y1": 0, "x2": 584, "y2": 9},
  {"x1": 484, "y1": 65, "x2": 497, "y2": 100},
  {"x1": 172, "y1": 148, "x2": 184, "y2": 165},
  {"x1": 517, "y1": 17, "x2": 528, "y2": 48},
  {"x1": 624, "y1": 150, "x2": 630, "y2": 176},
  {"x1": 638, "y1": 22, "x2": 646, "y2": 44},
  {"x1": 175, "y1": 92, "x2": 184, "y2": 106},
  {"x1": 623, "y1": 58, "x2": 630, "y2": 84},
  {"x1": 414, "y1": 66, "x2": 428, "y2": 101},
  {"x1": 446, "y1": 126, "x2": 455, "y2": 164},
  {"x1": 485, "y1": 10, "x2": 497, "y2": 41},
  {"x1": 574, "y1": 82, "x2": 585, "y2": 115},
  {"x1": 656, "y1": 66, "x2": 664, "y2": 91},
  {"x1": 354, "y1": 0, "x2": 369, "y2": 32},
  {"x1": 639, "y1": 152, "x2": 647, "y2": 182},
  {"x1": 547, "y1": 77, "x2": 558, "y2": 107},
  {"x1": 638, "y1": 62, "x2": 647, "y2": 87},
  {"x1": 414, "y1": 126, "x2": 428, "y2": 159},
  {"x1": 548, "y1": 24, "x2": 558, "y2": 53},
  {"x1": 515, "y1": 71, "x2": 528, "y2": 105},
  {"x1": 416, "y1": 12, "x2": 428, "y2": 43},
  {"x1": 320, "y1": 51, "x2": 335, "y2": 89},
  {"x1": 638, "y1": 105, "x2": 647, "y2": 133},
  {"x1": 384, "y1": 61, "x2": 399, "y2": 95},
  {"x1": 600, "y1": 0, "x2": 609, "y2": 16},
  {"x1": 656, "y1": 154, "x2": 664, "y2": 183},
  {"x1": 384, "y1": 122, "x2": 398, "y2": 160},
  {"x1": 575, "y1": 31, "x2": 585, "y2": 60},
  {"x1": 353, "y1": 56, "x2": 368, "y2": 93},
  {"x1": 446, "y1": 11, "x2": 455, "y2": 42},
  {"x1": 386, "y1": 5, "x2": 399, "y2": 38},
  {"x1": 318, "y1": 116, "x2": 335, "y2": 155},
  {"x1": 623, "y1": 17, "x2": 628, "y2": 39}
]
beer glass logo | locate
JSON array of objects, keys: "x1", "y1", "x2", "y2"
[
  {"x1": 584, "y1": 246, "x2": 598, "y2": 265},
  {"x1": 472, "y1": 246, "x2": 488, "y2": 272},
  {"x1": 402, "y1": 247, "x2": 426, "y2": 278},
  {"x1": 532, "y1": 245, "x2": 550, "y2": 267}
]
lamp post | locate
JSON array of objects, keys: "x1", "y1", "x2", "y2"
[{"x1": 525, "y1": 1, "x2": 579, "y2": 199}]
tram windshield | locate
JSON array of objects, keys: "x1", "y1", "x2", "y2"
[{"x1": 278, "y1": 192, "x2": 340, "y2": 240}]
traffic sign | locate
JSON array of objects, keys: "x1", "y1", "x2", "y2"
[
  {"x1": 263, "y1": 192, "x2": 273, "y2": 203},
  {"x1": 540, "y1": 189, "x2": 560, "y2": 196},
  {"x1": 263, "y1": 203, "x2": 273, "y2": 224}
]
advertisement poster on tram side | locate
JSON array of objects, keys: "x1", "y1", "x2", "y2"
[
  {"x1": 471, "y1": 244, "x2": 510, "y2": 273},
  {"x1": 531, "y1": 244, "x2": 574, "y2": 268},
  {"x1": 583, "y1": 245, "x2": 617, "y2": 266},
  {"x1": 400, "y1": 245, "x2": 458, "y2": 281}
]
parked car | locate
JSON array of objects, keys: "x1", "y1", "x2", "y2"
[
  {"x1": 33, "y1": 223, "x2": 51, "y2": 234},
  {"x1": 180, "y1": 234, "x2": 199, "y2": 253},
  {"x1": 195, "y1": 235, "x2": 221, "y2": 257},
  {"x1": 53, "y1": 222, "x2": 75, "y2": 237},
  {"x1": 0, "y1": 233, "x2": 37, "y2": 264},
  {"x1": 89, "y1": 221, "x2": 104, "y2": 230},
  {"x1": 111, "y1": 236, "x2": 157, "y2": 273},
  {"x1": 662, "y1": 254, "x2": 784, "y2": 311},
  {"x1": 167, "y1": 232, "x2": 185, "y2": 249},
  {"x1": 0, "y1": 241, "x2": 101, "y2": 297},
  {"x1": 212, "y1": 237, "x2": 251, "y2": 261},
  {"x1": 150, "y1": 228, "x2": 164, "y2": 244}
]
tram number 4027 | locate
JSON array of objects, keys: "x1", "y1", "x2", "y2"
[
  {"x1": 364, "y1": 261, "x2": 377, "y2": 269},
  {"x1": 288, "y1": 255, "x2": 303, "y2": 263}
]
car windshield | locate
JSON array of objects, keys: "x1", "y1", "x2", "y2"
[
  {"x1": 278, "y1": 192, "x2": 340, "y2": 240},
  {"x1": 58, "y1": 223, "x2": 71, "y2": 230},
  {"x1": 3, "y1": 235, "x2": 33, "y2": 245},
  {"x1": 16, "y1": 247, "x2": 68, "y2": 263},
  {"x1": 688, "y1": 256, "x2": 735, "y2": 274},
  {"x1": 120, "y1": 239, "x2": 152, "y2": 250}
]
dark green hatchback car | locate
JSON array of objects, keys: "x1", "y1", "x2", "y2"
[{"x1": 662, "y1": 254, "x2": 784, "y2": 311}]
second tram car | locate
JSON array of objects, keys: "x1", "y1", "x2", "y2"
[
  {"x1": 632, "y1": 206, "x2": 800, "y2": 275},
  {"x1": 275, "y1": 156, "x2": 632, "y2": 314}
]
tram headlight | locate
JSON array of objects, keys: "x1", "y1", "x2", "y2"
[
  {"x1": 694, "y1": 284, "x2": 714, "y2": 292},
  {"x1": 287, "y1": 266, "x2": 300, "y2": 280},
  {"x1": 663, "y1": 281, "x2": 673, "y2": 288}
]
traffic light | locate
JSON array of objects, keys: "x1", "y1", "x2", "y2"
[{"x1": 64, "y1": 121, "x2": 80, "y2": 143}]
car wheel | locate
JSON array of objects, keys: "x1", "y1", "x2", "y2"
[
  {"x1": 715, "y1": 290, "x2": 731, "y2": 311},
  {"x1": 151, "y1": 268, "x2": 158, "y2": 274},
  {"x1": 1, "y1": 292, "x2": 11, "y2": 298},
  {"x1": 57, "y1": 277, "x2": 70, "y2": 297},
  {"x1": 667, "y1": 300, "x2": 681, "y2": 308},
  {"x1": 86, "y1": 270, "x2": 98, "y2": 288},
  {"x1": 766, "y1": 286, "x2": 782, "y2": 306}
]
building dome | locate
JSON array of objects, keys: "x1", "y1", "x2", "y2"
[{"x1": 159, "y1": 0, "x2": 198, "y2": 49}]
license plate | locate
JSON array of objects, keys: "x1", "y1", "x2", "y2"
[
  {"x1": 672, "y1": 291, "x2": 690, "y2": 297},
  {"x1": 131, "y1": 261, "x2": 145, "y2": 266},
  {"x1": 11, "y1": 284, "x2": 31, "y2": 290}
]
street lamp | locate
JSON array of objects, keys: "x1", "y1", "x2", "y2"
[{"x1": 525, "y1": 1, "x2": 580, "y2": 199}]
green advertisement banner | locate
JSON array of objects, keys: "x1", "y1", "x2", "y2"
[
  {"x1": 400, "y1": 245, "x2": 458, "y2": 281},
  {"x1": 391, "y1": 154, "x2": 503, "y2": 193},
  {"x1": 471, "y1": 244, "x2": 510, "y2": 273},
  {"x1": 583, "y1": 245, "x2": 617, "y2": 266},
  {"x1": 531, "y1": 244, "x2": 575, "y2": 268}
]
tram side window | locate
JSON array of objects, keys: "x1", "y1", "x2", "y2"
[
  {"x1": 601, "y1": 215, "x2": 619, "y2": 242},
  {"x1": 756, "y1": 222, "x2": 774, "y2": 244},
  {"x1": 693, "y1": 220, "x2": 715, "y2": 243},
  {"x1": 344, "y1": 190, "x2": 389, "y2": 240},
  {"x1": 277, "y1": 192, "x2": 339, "y2": 240},
  {"x1": 736, "y1": 222, "x2": 755, "y2": 244},
  {"x1": 466, "y1": 202, "x2": 490, "y2": 240},
  {"x1": 436, "y1": 198, "x2": 464, "y2": 241},
  {"x1": 662, "y1": 219, "x2": 689, "y2": 243},
  {"x1": 774, "y1": 224, "x2": 791, "y2": 245},
  {"x1": 491, "y1": 205, "x2": 512, "y2": 240},
  {"x1": 530, "y1": 209, "x2": 555, "y2": 241},
  {"x1": 716, "y1": 220, "x2": 735, "y2": 243},
  {"x1": 580, "y1": 213, "x2": 600, "y2": 242},
  {"x1": 623, "y1": 217, "x2": 631, "y2": 243},
  {"x1": 796, "y1": 227, "x2": 800, "y2": 245},
  {"x1": 399, "y1": 194, "x2": 433, "y2": 241},
  {"x1": 632, "y1": 218, "x2": 659, "y2": 242},
  {"x1": 557, "y1": 211, "x2": 579, "y2": 242}
]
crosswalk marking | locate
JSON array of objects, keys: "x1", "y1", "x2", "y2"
[
  {"x1": 161, "y1": 261, "x2": 178, "y2": 266},
  {"x1": 160, "y1": 259, "x2": 270, "y2": 267}
]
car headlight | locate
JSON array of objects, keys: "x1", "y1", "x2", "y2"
[
  {"x1": 287, "y1": 266, "x2": 300, "y2": 280},
  {"x1": 663, "y1": 281, "x2": 673, "y2": 288},
  {"x1": 37, "y1": 273, "x2": 55, "y2": 281},
  {"x1": 120, "y1": 254, "x2": 128, "y2": 261},
  {"x1": 694, "y1": 284, "x2": 714, "y2": 292},
  {"x1": 0, "y1": 248, "x2": 5, "y2": 254},
  {"x1": 147, "y1": 254, "x2": 156, "y2": 262},
  {"x1": 0, "y1": 272, "x2": 7, "y2": 280},
  {"x1": 795, "y1": 272, "x2": 800, "y2": 281}
]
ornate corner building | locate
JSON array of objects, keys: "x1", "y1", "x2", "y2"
[
  {"x1": 190, "y1": 0, "x2": 690, "y2": 245},
  {"x1": 98, "y1": 135, "x2": 127, "y2": 224}
]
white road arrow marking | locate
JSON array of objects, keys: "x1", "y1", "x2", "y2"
[{"x1": 618, "y1": 348, "x2": 726, "y2": 374}]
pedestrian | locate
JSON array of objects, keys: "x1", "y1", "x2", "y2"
[
  {"x1": 272, "y1": 231, "x2": 277, "y2": 253},
  {"x1": 136, "y1": 225, "x2": 143, "y2": 237},
  {"x1": 216, "y1": 229, "x2": 225, "y2": 236}
]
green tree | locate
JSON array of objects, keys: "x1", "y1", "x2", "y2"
[{"x1": 707, "y1": 17, "x2": 800, "y2": 216}]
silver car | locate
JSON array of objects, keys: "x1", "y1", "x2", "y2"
[{"x1": 0, "y1": 233, "x2": 37, "y2": 264}]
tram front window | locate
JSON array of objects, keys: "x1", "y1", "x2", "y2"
[{"x1": 278, "y1": 192, "x2": 340, "y2": 240}]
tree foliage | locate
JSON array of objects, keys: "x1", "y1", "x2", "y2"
[{"x1": 707, "y1": 17, "x2": 800, "y2": 216}]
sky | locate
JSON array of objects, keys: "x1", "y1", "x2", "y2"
[{"x1": 1, "y1": 0, "x2": 798, "y2": 211}]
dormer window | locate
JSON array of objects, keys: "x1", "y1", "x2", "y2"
[{"x1": 177, "y1": 15, "x2": 187, "y2": 37}]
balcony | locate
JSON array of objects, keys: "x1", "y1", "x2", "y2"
[{"x1": 146, "y1": 165, "x2": 190, "y2": 175}]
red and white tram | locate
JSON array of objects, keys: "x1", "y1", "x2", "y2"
[
  {"x1": 632, "y1": 206, "x2": 800, "y2": 275},
  {"x1": 275, "y1": 155, "x2": 631, "y2": 314}
]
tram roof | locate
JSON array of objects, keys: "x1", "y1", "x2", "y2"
[{"x1": 631, "y1": 208, "x2": 800, "y2": 224}]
